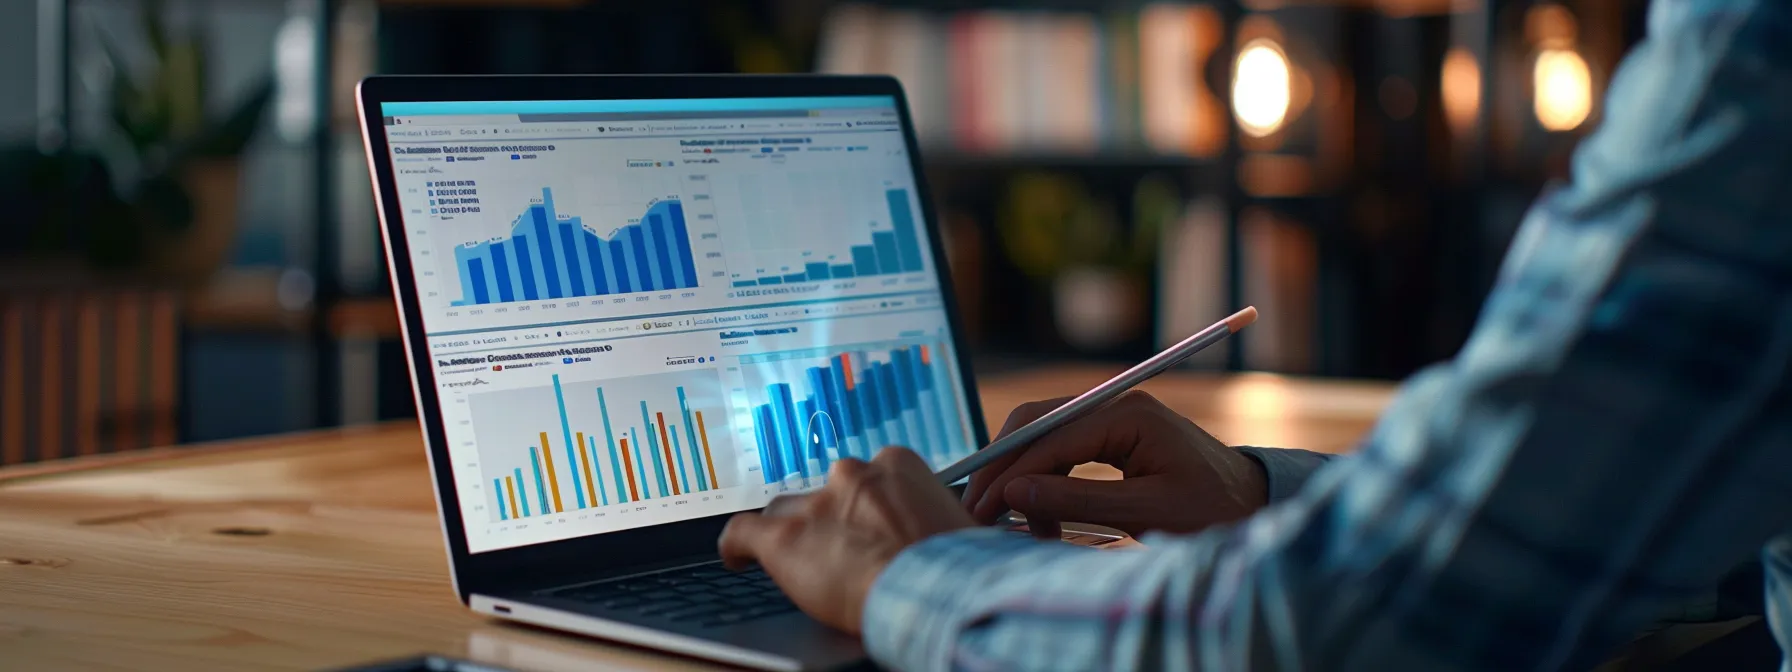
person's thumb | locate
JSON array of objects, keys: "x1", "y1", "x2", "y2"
[{"x1": 1003, "y1": 475, "x2": 1154, "y2": 536}]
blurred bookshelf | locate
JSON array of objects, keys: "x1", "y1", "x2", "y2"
[
  {"x1": 925, "y1": 151, "x2": 1222, "y2": 171},
  {"x1": 815, "y1": 3, "x2": 1242, "y2": 372},
  {"x1": 13, "y1": 0, "x2": 1646, "y2": 444}
]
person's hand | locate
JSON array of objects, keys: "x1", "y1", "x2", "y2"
[
  {"x1": 964, "y1": 390, "x2": 1268, "y2": 539},
  {"x1": 719, "y1": 447, "x2": 975, "y2": 633}
]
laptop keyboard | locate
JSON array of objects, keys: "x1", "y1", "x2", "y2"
[{"x1": 546, "y1": 563, "x2": 799, "y2": 628}]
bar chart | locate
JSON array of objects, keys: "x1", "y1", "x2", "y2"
[
  {"x1": 451, "y1": 187, "x2": 701, "y2": 306},
  {"x1": 714, "y1": 177, "x2": 929, "y2": 288},
  {"x1": 737, "y1": 338, "x2": 972, "y2": 484},
  {"x1": 469, "y1": 369, "x2": 735, "y2": 523}
]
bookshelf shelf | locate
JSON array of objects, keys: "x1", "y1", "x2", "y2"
[{"x1": 922, "y1": 150, "x2": 1223, "y2": 171}]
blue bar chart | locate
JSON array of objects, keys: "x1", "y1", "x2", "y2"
[
  {"x1": 469, "y1": 369, "x2": 735, "y2": 522},
  {"x1": 453, "y1": 188, "x2": 701, "y2": 306},
  {"x1": 737, "y1": 338, "x2": 972, "y2": 484},
  {"x1": 728, "y1": 188, "x2": 927, "y2": 289}
]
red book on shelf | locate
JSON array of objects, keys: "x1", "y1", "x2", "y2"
[{"x1": 948, "y1": 13, "x2": 989, "y2": 152}]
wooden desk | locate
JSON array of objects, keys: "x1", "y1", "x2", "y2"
[{"x1": 0, "y1": 369, "x2": 1393, "y2": 671}]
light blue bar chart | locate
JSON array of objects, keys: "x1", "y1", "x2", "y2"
[
  {"x1": 738, "y1": 337, "x2": 972, "y2": 484},
  {"x1": 728, "y1": 188, "x2": 928, "y2": 289}
]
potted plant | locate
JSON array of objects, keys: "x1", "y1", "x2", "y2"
[
  {"x1": 1, "y1": 1, "x2": 272, "y2": 288},
  {"x1": 997, "y1": 173, "x2": 1177, "y2": 353}
]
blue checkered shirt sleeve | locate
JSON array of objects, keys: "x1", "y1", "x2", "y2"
[{"x1": 861, "y1": 1, "x2": 1792, "y2": 669}]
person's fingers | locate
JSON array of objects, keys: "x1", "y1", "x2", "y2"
[
  {"x1": 996, "y1": 397, "x2": 1075, "y2": 440},
  {"x1": 730, "y1": 516, "x2": 888, "y2": 633},
  {"x1": 868, "y1": 446, "x2": 943, "y2": 508},
  {"x1": 719, "y1": 512, "x2": 766, "y2": 569},
  {"x1": 719, "y1": 512, "x2": 804, "y2": 570},
  {"x1": 829, "y1": 456, "x2": 871, "y2": 483},
  {"x1": 969, "y1": 391, "x2": 1167, "y2": 523},
  {"x1": 963, "y1": 397, "x2": 1074, "y2": 507},
  {"x1": 762, "y1": 493, "x2": 812, "y2": 518},
  {"x1": 871, "y1": 444, "x2": 931, "y2": 475},
  {"x1": 1003, "y1": 474, "x2": 1166, "y2": 536},
  {"x1": 1025, "y1": 516, "x2": 1063, "y2": 540}
]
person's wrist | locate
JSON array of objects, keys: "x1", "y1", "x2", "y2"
[{"x1": 845, "y1": 543, "x2": 903, "y2": 634}]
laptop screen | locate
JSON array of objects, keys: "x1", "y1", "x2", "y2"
[{"x1": 379, "y1": 96, "x2": 979, "y2": 553}]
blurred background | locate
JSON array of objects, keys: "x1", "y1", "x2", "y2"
[{"x1": 0, "y1": 0, "x2": 1643, "y2": 464}]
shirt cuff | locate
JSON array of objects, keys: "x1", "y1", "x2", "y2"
[
  {"x1": 1236, "y1": 446, "x2": 1335, "y2": 504},
  {"x1": 861, "y1": 527, "x2": 1075, "y2": 670}
]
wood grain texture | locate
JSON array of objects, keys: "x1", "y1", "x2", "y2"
[{"x1": 0, "y1": 370, "x2": 1392, "y2": 672}]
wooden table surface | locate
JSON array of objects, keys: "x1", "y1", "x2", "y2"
[{"x1": 0, "y1": 368, "x2": 1394, "y2": 672}]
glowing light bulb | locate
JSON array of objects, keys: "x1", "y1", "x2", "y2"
[
  {"x1": 1232, "y1": 39, "x2": 1292, "y2": 138},
  {"x1": 1441, "y1": 47, "x2": 1481, "y2": 136},
  {"x1": 1533, "y1": 48, "x2": 1592, "y2": 131}
]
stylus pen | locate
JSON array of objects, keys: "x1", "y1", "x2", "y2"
[{"x1": 934, "y1": 306, "x2": 1259, "y2": 485}]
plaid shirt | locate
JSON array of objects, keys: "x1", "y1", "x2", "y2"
[{"x1": 862, "y1": 1, "x2": 1792, "y2": 669}]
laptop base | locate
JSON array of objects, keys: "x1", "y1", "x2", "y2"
[{"x1": 472, "y1": 593, "x2": 865, "y2": 671}]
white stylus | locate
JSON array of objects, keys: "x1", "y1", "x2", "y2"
[{"x1": 935, "y1": 307, "x2": 1259, "y2": 484}]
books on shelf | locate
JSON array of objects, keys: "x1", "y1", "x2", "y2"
[
  {"x1": 1139, "y1": 4, "x2": 1227, "y2": 158},
  {"x1": 817, "y1": 3, "x2": 1225, "y2": 157},
  {"x1": 1239, "y1": 207, "x2": 1317, "y2": 373},
  {"x1": 1157, "y1": 196, "x2": 1231, "y2": 369}
]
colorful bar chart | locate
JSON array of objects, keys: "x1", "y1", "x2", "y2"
[
  {"x1": 454, "y1": 188, "x2": 700, "y2": 306},
  {"x1": 469, "y1": 369, "x2": 735, "y2": 523},
  {"x1": 738, "y1": 338, "x2": 972, "y2": 484},
  {"x1": 728, "y1": 188, "x2": 927, "y2": 289}
]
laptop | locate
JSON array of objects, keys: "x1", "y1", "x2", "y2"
[{"x1": 356, "y1": 75, "x2": 993, "y2": 671}]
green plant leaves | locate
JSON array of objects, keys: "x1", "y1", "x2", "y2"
[
  {"x1": 996, "y1": 172, "x2": 1180, "y2": 281},
  {"x1": 186, "y1": 78, "x2": 273, "y2": 160},
  {"x1": 17, "y1": 1, "x2": 272, "y2": 270}
]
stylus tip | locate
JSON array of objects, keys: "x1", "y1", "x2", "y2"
[{"x1": 1225, "y1": 306, "x2": 1259, "y2": 332}]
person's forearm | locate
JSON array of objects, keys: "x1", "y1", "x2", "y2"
[
  {"x1": 862, "y1": 526, "x2": 1260, "y2": 670},
  {"x1": 860, "y1": 366, "x2": 1461, "y2": 671},
  {"x1": 861, "y1": 2, "x2": 1792, "y2": 668}
]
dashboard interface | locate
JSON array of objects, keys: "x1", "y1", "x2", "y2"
[{"x1": 378, "y1": 96, "x2": 978, "y2": 553}]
